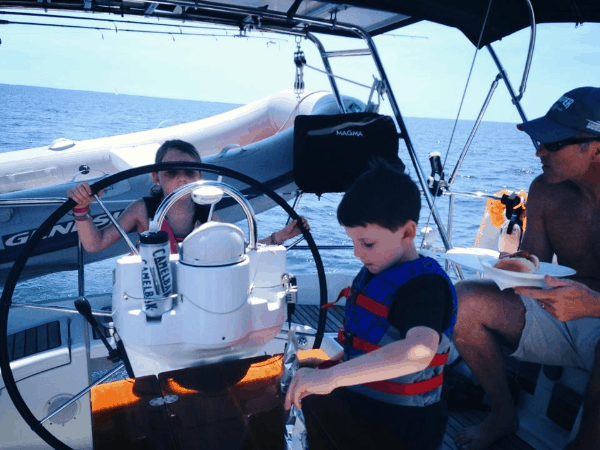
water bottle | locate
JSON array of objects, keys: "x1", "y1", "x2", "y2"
[{"x1": 139, "y1": 230, "x2": 173, "y2": 317}]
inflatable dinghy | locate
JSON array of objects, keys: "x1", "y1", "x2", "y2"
[{"x1": 0, "y1": 90, "x2": 365, "y2": 281}]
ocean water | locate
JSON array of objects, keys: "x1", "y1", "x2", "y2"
[{"x1": 0, "y1": 84, "x2": 539, "y2": 302}]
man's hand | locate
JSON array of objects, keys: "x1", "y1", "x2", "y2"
[
  {"x1": 515, "y1": 276, "x2": 600, "y2": 321},
  {"x1": 283, "y1": 367, "x2": 336, "y2": 410}
]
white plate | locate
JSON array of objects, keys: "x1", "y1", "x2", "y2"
[
  {"x1": 480, "y1": 258, "x2": 576, "y2": 290},
  {"x1": 440, "y1": 247, "x2": 500, "y2": 272}
]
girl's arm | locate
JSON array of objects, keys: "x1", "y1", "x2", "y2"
[
  {"x1": 68, "y1": 182, "x2": 146, "y2": 252},
  {"x1": 284, "y1": 326, "x2": 439, "y2": 410},
  {"x1": 259, "y1": 217, "x2": 310, "y2": 245}
]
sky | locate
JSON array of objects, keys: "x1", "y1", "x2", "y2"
[{"x1": 0, "y1": 10, "x2": 599, "y2": 122}]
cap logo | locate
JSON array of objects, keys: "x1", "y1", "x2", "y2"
[
  {"x1": 587, "y1": 120, "x2": 600, "y2": 133},
  {"x1": 551, "y1": 95, "x2": 575, "y2": 111}
]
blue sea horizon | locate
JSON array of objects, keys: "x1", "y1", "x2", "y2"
[{"x1": 0, "y1": 84, "x2": 539, "y2": 302}]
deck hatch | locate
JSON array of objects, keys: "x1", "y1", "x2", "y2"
[
  {"x1": 546, "y1": 383, "x2": 583, "y2": 432},
  {"x1": 505, "y1": 358, "x2": 541, "y2": 396},
  {"x1": 7, "y1": 320, "x2": 61, "y2": 362}
]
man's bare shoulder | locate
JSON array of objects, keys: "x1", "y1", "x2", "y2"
[{"x1": 528, "y1": 175, "x2": 575, "y2": 209}]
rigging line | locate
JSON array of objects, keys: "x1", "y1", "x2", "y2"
[
  {"x1": 2, "y1": 19, "x2": 287, "y2": 41},
  {"x1": 419, "y1": 0, "x2": 495, "y2": 250},
  {"x1": 276, "y1": 90, "x2": 329, "y2": 134},
  {"x1": 304, "y1": 63, "x2": 372, "y2": 90},
  {"x1": 0, "y1": 10, "x2": 234, "y2": 31}
]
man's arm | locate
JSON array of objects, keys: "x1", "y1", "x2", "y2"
[{"x1": 519, "y1": 175, "x2": 554, "y2": 262}]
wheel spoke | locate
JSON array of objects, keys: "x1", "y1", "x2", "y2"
[{"x1": 40, "y1": 363, "x2": 125, "y2": 425}]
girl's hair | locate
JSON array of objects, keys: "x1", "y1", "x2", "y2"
[
  {"x1": 155, "y1": 139, "x2": 202, "y2": 164},
  {"x1": 151, "y1": 140, "x2": 202, "y2": 198}
]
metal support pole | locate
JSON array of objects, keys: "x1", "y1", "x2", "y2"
[
  {"x1": 351, "y1": 27, "x2": 453, "y2": 251},
  {"x1": 447, "y1": 75, "x2": 500, "y2": 188},
  {"x1": 517, "y1": 0, "x2": 536, "y2": 101},
  {"x1": 487, "y1": 44, "x2": 537, "y2": 149},
  {"x1": 446, "y1": 194, "x2": 464, "y2": 280},
  {"x1": 305, "y1": 33, "x2": 347, "y2": 113},
  {"x1": 77, "y1": 239, "x2": 85, "y2": 298}
]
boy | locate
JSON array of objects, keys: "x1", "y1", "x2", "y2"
[{"x1": 284, "y1": 160, "x2": 456, "y2": 449}]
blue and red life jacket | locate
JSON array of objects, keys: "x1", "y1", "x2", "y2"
[{"x1": 326, "y1": 256, "x2": 457, "y2": 407}]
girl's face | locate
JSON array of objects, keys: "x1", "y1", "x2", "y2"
[{"x1": 151, "y1": 149, "x2": 202, "y2": 196}]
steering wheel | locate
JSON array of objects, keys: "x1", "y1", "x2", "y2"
[{"x1": 0, "y1": 162, "x2": 328, "y2": 450}]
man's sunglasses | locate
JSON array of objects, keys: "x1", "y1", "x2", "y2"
[{"x1": 542, "y1": 137, "x2": 599, "y2": 152}]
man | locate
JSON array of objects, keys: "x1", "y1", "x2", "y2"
[{"x1": 454, "y1": 86, "x2": 600, "y2": 450}]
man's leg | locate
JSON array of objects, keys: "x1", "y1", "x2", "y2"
[
  {"x1": 453, "y1": 279, "x2": 525, "y2": 450},
  {"x1": 566, "y1": 340, "x2": 600, "y2": 450}
]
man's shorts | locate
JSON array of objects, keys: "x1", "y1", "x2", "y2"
[{"x1": 509, "y1": 296, "x2": 600, "y2": 373}]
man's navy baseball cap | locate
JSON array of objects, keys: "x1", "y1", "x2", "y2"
[{"x1": 517, "y1": 87, "x2": 600, "y2": 142}]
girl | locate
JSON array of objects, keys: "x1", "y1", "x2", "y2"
[{"x1": 68, "y1": 139, "x2": 309, "y2": 253}]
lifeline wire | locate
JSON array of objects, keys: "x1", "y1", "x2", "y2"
[
  {"x1": 419, "y1": 0, "x2": 495, "y2": 250},
  {"x1": 1, "y1": 14, "x2": 287, "y2": 42}
]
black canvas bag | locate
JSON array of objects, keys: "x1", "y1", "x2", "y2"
[{"x1": 293, "y1": 113, "x2": 402, "y2": 195}]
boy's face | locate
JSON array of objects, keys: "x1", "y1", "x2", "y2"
[{"x1": 344, "y1": 222, "x2": 416, "y2": 274}]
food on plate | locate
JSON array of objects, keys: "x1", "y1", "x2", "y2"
[{"x1": 493, "y1": 251, "x2": 540, "y2": 273}]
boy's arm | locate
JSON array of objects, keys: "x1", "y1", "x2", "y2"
[
  {"x1": 284, "y1": 326, "x2": 439, "y2": 410},
  {"x1": 320, "y1": 326, "x2": 439, "y2": 388}
]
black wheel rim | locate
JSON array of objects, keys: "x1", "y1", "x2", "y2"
[{"x1": 0, "y1": 162, "x2": 328, "y2": 450}]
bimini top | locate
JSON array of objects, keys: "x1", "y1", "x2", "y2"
[{"x1": 0, "y1": 0, "x2": 599, "y2": 47}]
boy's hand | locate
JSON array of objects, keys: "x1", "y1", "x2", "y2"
[
  {"x1": 514, "y1": 276, "x2": 600, "y2": 321},
  {"x1": 284, "y1": 367, "x2": 336, "y2": 410},
  {"x1": 68, "y1": 182, "x2": 103, "y2": 208}
]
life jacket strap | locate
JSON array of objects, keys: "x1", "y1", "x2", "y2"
[
  {"x1": 322, "y1": 286, "x2": 352, "y2": 309},
  {"x1": 365, "y1": 372, "x2": 445, "y2": 396},
  {"x1": 324, "y1": 287, "x2": 390, "y2": 319}
]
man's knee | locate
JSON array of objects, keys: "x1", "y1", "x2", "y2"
[
  {"x1": 455, "y1": 279, "x2": 523, "y2": 331},
  {"x1": 454, "y1": 280, "x2": 492, "y2": 338},
  {"x1": 455, "y1": 279, "x2": 500, "y2": 318},
  {"x1": 455, "y1": 279, "x2": 484, "y2": 307}
]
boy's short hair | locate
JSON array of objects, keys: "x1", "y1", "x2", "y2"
[{"x1": 337, "y1": 159, "x2": 420, "y2": 232}]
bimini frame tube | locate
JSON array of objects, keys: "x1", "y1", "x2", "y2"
[
  {"x1": 349, "y1": 26, "x2": 452, "y2": 251},
  {"x1": 486, "y1": 0, "x2": 536, "y2": 148},
  {"x1": 305, "y1": 33, "x2": 347, "y2": 114},
  {"x1": 447, "y1": 75, "x2": 501, "y2": 189}
]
